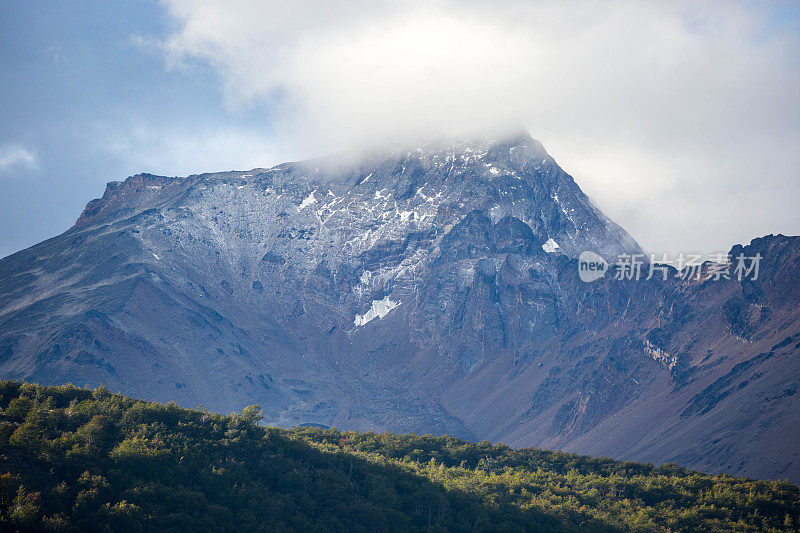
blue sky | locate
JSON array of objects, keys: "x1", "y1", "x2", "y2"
[
  {"x1": 0, "y1": 1, "x2": 281, "y2": 258},
  {"x1": 1, "y1": 1, "x2": 798, "y2": 258}
]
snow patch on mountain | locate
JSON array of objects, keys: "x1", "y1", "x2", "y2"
[
  {"x1": 297, "y1": 191, "x2": 317, "y2": 211},
  {"x1": 542, "y1": 238, "x2": 560, "y2": 253},
  {"x1": 354, "y1": 296, "x2": 401, "y2": 326}
]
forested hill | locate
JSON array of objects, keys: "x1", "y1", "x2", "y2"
[{"x1": 0, "y1": 381, "x2": 798, "y2": 532}]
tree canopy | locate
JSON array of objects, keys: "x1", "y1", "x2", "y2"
[{"x1": 0, "y1": 380, "x2": 797, "y2": 532}]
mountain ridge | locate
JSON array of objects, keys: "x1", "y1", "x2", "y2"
[{"x1": 1, "y1": 132, "x2": 798, "y2": 482}]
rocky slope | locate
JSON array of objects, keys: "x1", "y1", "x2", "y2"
[{"x1": 0, "y1": 132, "x2": 798, "y2": 481}]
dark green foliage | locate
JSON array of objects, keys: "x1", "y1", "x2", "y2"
[{"x1": 0, "y1": 381, "x2": 797, "y2": 532}]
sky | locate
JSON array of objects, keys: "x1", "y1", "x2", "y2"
[{"x1": 1, "y1": 0, "x2": 799, "y2": 259}]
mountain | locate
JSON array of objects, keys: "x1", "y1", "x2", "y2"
[
  {"x1": 2, "y1": 381, "x2": 799, "y2": 532},
  {"x1": 0, "y1": 132, "x2": 798, "y2": 482}
]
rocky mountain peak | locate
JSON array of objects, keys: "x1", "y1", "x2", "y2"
[
  {"x1": 73, "y1": 132, "x2": 641, "y2": 263},
  {"x1": 4, "y1": 132, "x2": 797, "y2": 482}
]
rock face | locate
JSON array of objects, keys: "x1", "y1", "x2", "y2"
[{"x1": 1, "y1": 132, "x2": 798, "y2": 481}]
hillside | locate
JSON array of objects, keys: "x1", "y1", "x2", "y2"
[
  {"x1": 1, "y1": 133, "x2": 799, "y2": 482},
  {"x1": 0, "y1": 381, "x2": 798, "y2": 532}
]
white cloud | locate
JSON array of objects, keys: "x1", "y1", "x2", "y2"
[
  {"x1": 154, "y1": 0, "x2": 800, "y2": 253},
  {"x1": 0, "y1": 144, "x2": 37, "y2": 172},
  {"x1": 89, "y1": 122, "x2": 281, "y2": 177}
]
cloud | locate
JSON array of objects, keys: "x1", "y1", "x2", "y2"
[
  {"x1": 0, "y1": 144, "x2": 37, "y2": 172},
  {"x1": 154, "y1": 0, "x2": 800, "y2": 253},
  {"x1": 88, "y1": 122, "x2": 280, "y2": 177}
]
